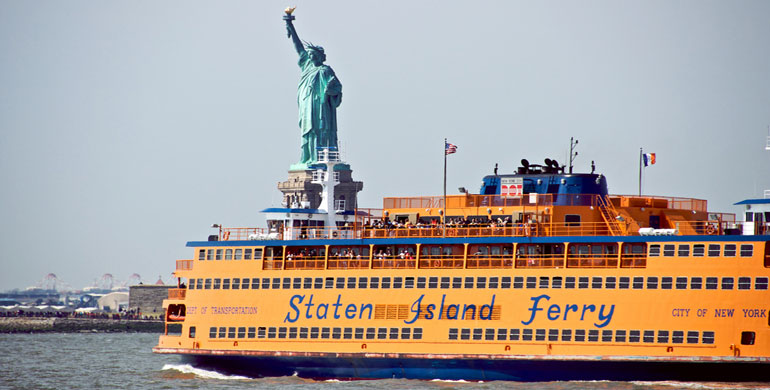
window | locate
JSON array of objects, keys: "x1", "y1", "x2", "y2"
[
  {"x1": 204, "y1": 278, "x2": 212, "y2": 289},
  {"x1": 305, "y1": 278, "x2": 314, "y2": 289},
  {"x1": 237, "y1": 327, "x2": 246, "y2": 338},
  {"x1": 343, "y1": 328, "x2": 353, "y2": 340},
  {"x1": 672, "y1": 331, "x2": 684, "y2": 344},
  {"x1": 393, "y1": 277, "x2": 403, "y2": 289},
  {"x1": 526, "y1": 277, "x2": 537, "y2": 289},
  {"x1": 209, "y1": 327, "x2": 217, "y2": 338},
  {"x1": 578, "y1": 277, "x2": 589, "y2": 289},
  {"x1": 615, "y1": 330, "x2": 626, "y2": 343},
  {"x1": 501, "y1": 276, "x2": 511, "y2": 288},
  {"x1": 465, "y1": 277, "x2": 474, "y2": 289},
  {"x1": 206, "y1": 249, "x2": 214, "y2": 260},
  {"x1": 299, "y1": 327, "x2": 308, "y2": 339},
  {"x1": 369, "y1": 277, "x2": 379, "y2": 289},
  {"x1": 633, "y1": 276, "x2": 644, "y2": 289},
  {"x1": 473, "y1": 328, "x2": 483, "y2": 340},
  {"x1": 548, "y1": 329, "x2": 559, "y2": 342},
  {"x1": 250, "y1": 278, "x2": 258, "y2": 289},
  {"x1": 245, "y1": 248, "x2": 252, "y2": 260},
  {"x1": 225, "y1": 249, "x2": 233, "y2": 260},
  {"x1": 258, "y1": 327, "x2": 266, "y2": 338},
  {"x1": 477, "y1": 277, "x2": 487, "y2": 289},
  {"x1": 453, "y1": 277, "x2": 462, "y2": 289},
  {"x1": 359, "y1": 277, "x2": 368, "y2": 289},
  {"x1": 366, "y1": 328, "x2": 375, "y2": 339},
  {"x1": 741, "y1": 331, "x2": 755, "y2": 345},
  {"x1": 413, "y1": 328, "x2": 423, "y2": 340},
  {"x1": 565, "y1": 214, "x2": 581, "y2": 226},
  {"x1": 663, "y1": 245, "x2": 675, "y2": 257},
  {"x1": 461, "y1": 328, "x2": 471, "y2": 340},
  {"x1": 693, "y1": 244, "x2": 705, "y2": 257},
  {"x1": 552, "y1": 277, "x2": 563, "y2": 289},
  {"x1": 448, "y1": 328, "x2": 458, "y2": 340},
  {"x1": 289, "y1": 327, "x2": 298, "y2": 339},
  {"x1": 497, "y1": 328, "x2": 508, "y2": 340},
  {"x1": 510, "y1": 329, "x2": 520, "y2": 341},
  {"x1": 702, "y1": 331, "x2": 715, "y2": 344},
  {"x1": 561, "y1": 329, "x2": 572, "y2": 342},
  {"x1": 228, "y1": 327, "x2": 236, "y2": 338},
  {"x1": 321, "y1": 327, "x2": 331, "y2": 339},
  {"x1": 738, "y1": 277, "x2": 751, "y2": 290},
  {"x1": 232, "y1": 278, "x2": 240, "y2": 290},
  {"x1": 253, "y1": 248, "x2": 263, "y2": 259},
  {"x1": 657, "y1": 330, "x2": 669, "y2": 343},
  {"x1": 401, "y1": 328, "x2": 411, "y2": 340},
  {"x1": 282, "y1": 278, "x2": 290, "y2": 289},
  {"x1": 605, "y1": 277, "x2": 616, "y2": 289},
  {"x1": 643, "y1": 330, "x2": 654, "y2": 343},
  {"x1": 592, "y1": 277, "x2": 603, "y2": 289},
  {"x1": 389, "y1": 328, "x2": 400, "y2": 339},
  {"x1": 588, "y1": 329, "x2": 599, "y2": 342},
  {"x1": 213, "y1": 278, "x2": 221, "y2": 289},
  {"x1": 687, "y1": 331, "x2": 699, "y2": 344},
  {"x1": 706, "y1": 277, "x2": 718, "y2": 289},
  {"x1": 661, "y1": 277, "x2": 673, "y2": 289},
  {"x1": 522, "y1": 329, "x2": 533, "y2": 341},
  {"x1": 382, "y1": 277, "x2": 391, "y2": 289},
  {"x1": 740, "y1": 244, "x2": 753, "y2": 257},
  {"x1": 647, "y1": 277, "x2": 658, "y2": 289},
  {"x1": 629, "y1": 330, "x2": 641, "y2": 343},
  {"x1": 724, "y1": 244, "x2": 737, "y2": 257},
  {"x1": 535, "y1": 329, "x2": 546, "y2": 341},
  {"x1": 248, "y1": 327, "x2": 256, "y2": 338},
  {"x1": 354, "y1": 328, "x2": 364, "y2": 339},
  {"x1": 336, "y1": 277, "x2": 345, "y2": 289},
  {"x1": 690, "y1": 277, "x2": 702, "y2": 289},
  {"x1": 619, "y1": 277, "x2": 630, "y2": 289},
  {"x1": 513, "y1": 277, "x2": 524, "y2": 289},
  {"x1": 756, "y1": 277, "x2": 769, "y2": 290},
  {"x1": 198, "y1": 250, "x2": 205, "y2": 260},
  {"x1": 708, "y1": 244, "x2": 720, "y2": 257},
  {"x1": 489, "y1": 277, "x2": 499, "y2": 289},
  {"x1": 332, "y1": 328, "x2": 341, "y2": 339},
  {"x1": 721, "y1": 277, "x2": 734, "y2": 290},
  {"x1": 649, "y1": 244, "x2": 660, "y2": 257},
  {"x1": 677, "y1": 244, "x2": 690, "y2": 257},
  {"x1": 602, "y1": 330, "x2": 612, "y2": 342},
  {"x1": 565, "y1": 277, "x2": 576, "y2": 289},
  {"x1": 278, "y1": 327, "x2": 287, "y2": 338},
  {"x1": 188, "y1": 279, "x2": 195, "y2": 290},
  {"x1": 404, "y1": 277, "x2": 415, "y2": 289},
  {"x1": 574, "y1": 330, "x2": 585, "y2": 342},
  {"x1": 347, "y1": 277, "x2": 356, "y2": 289},
  {"x1": 539, "y1": 277, "x2": 549, "y2": 289},
  {"x1": 441, "y1": 277, "x2": 450, "y2": 289},
  {"x1": 428, "y1": 277, "x2": 438, "y2": 289},
  {"x1": 310, "y1": 327, "x2": 319, "y2": 339},
  {"x1": 234, "y1": 249, "x2": 242, "y2": 260},
  {"x1": 272, "y1": 278, "x2": 281, "y2": 289},
  {"x1": 215, "y1": 249, "x2": 223, "y2": 260}
]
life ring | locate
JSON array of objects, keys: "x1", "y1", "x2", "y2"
[
  {"x1": 433, "y1": 260, "x2": 441, "y2": 268},
  {"x1": 222, "y1": 231, "x2": 230, "y2": 240},
  {"x1": 706, "y1": 224, "x2": 717, "y2": 235}
]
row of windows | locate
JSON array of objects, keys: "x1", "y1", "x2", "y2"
[
  {"x1": 448, "y1": 328, "x2": 716, "y2": 345},
  {"x1": 208, "y1": 326, "x2": 423, "y2": 340},
  {"x1": 189, "y1": 275, "x2": 769, "y2": 291},
  {"x1": 196, "y1": 243, "x2": 756, "y2": 261},
  {"x1": 649, "y1": 243, "x2": 753, "y2": 258}
]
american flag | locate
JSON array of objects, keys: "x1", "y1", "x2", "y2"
[{"x1": 445, "y1": 142, "x2": 457, "y2": 155}]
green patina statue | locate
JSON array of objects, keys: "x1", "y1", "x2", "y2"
[{"x1": 284, "y1": 8, "x2": 343, "y2": 169}]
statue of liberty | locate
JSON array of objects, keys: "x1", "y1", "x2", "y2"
[{"x1": 284, "y1": 8, "x2": 343, "y2": 169}]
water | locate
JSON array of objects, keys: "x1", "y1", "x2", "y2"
[{"x1": 0, "y1": 333, "x2": 768, "y2": 390}]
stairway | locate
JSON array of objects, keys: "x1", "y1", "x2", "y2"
[{"x1": 597, "y1": 195, "x2": 626, "y2": 236}]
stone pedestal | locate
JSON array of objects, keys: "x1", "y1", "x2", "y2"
[{"x1": 277, "y1": 169, "x2": 363, "y2": 212}]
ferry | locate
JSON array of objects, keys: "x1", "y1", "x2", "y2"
[{"x1": 153, "y1": 151, "x2": 770, "y2": 381}]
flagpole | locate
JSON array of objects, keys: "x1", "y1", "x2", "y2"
[
  {"x1": 443, "y1": 138, "x2": 447, "y2": 238},
  {"x1": 638, "y1": 147, "x2": 642, "y2": 196}
]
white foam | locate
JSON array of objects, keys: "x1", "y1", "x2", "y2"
[
  {"x1": 162, "y1": 363, "x2": 250, "y2": 380},
  {"x1": 430, "y1": 379, "x2": 470, "y2": 383},
  {"x1": 632, "y1": 381, "x2": 770, "y2": 390}
]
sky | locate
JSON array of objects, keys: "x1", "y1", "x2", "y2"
[{"x1": 1, "y1": 1, "x2": 769, "y2": 291}]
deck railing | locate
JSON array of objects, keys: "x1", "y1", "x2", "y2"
[
  {"x1": 168, "y1": 288, "x2": 186, "y2": 299},
  {"x1": 175, "y1": 260, "x2": 193, "y2": 270}
]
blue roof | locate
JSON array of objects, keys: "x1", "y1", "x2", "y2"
[
  {"x1": 734, "y1": 198, "x2": 770, "y2": 205},
  {"x1": 260, "y1": 207, "x2": 358, "y2": 215}
]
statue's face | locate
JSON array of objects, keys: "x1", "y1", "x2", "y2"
[{"x1": 308, "y1": 49, "x2": 324, "y2": 65}]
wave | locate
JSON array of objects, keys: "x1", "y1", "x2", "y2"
[{"x1": 161, "y1": 363, "x2": 250, "y2": 380}]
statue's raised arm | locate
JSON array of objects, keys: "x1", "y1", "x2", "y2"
[{"x1": 283, "y1": 7, "x2": 305, "y2": 57}]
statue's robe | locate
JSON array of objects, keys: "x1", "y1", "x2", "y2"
[{"x1": 297, "y1": 50, "x2": 342, "y2": 166}]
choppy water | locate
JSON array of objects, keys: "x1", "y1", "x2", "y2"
[{"x1": 0, "y1": 333, "x2": 768, "y2": 390}]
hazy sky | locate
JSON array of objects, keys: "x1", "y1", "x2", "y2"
[{"x1": 1, "y1": 1, "x2": 769, "y2": 291}]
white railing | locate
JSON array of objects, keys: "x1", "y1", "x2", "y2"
[
  {"x1": 764, "y1": 189, "x2": 770, "y2": 199},
  {"x1": 766, "y1": 136, "x2": 770, "y2": 150},
  {"x1": 317, "y1": 148, "x2": 341, "y2": 163}
]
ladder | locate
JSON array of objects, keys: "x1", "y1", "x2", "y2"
[{"x1": 597, "y1": 195, "x2": 625, "y2": 236}]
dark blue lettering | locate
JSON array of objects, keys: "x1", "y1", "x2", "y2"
[{"x1": 284, "y1": 294, "x2": 304, "y2": 323}]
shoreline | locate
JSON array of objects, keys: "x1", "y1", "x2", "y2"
[{"x1": 0, "y1": 317, "x2": 164, "y2": 333}]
